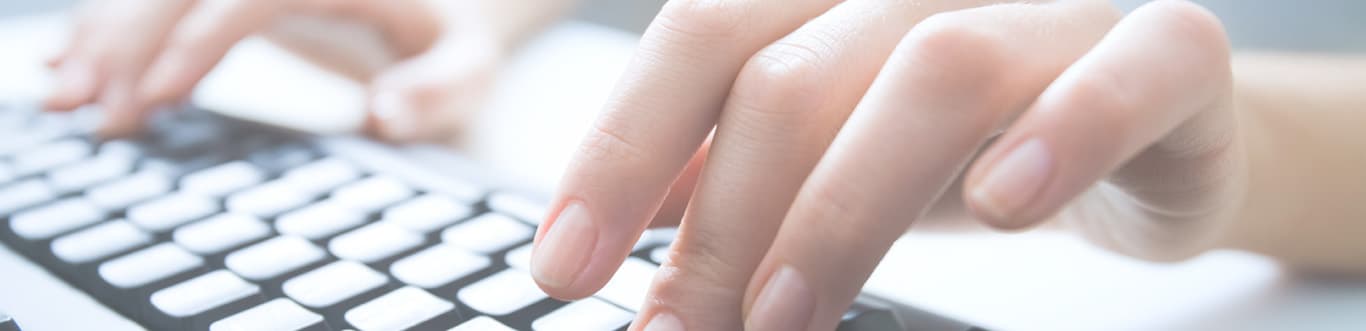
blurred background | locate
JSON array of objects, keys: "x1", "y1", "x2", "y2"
[{"x1": 4, "y1": 0, "x2": 1366, "y2": 52}]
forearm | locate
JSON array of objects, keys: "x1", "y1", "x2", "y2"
[{"x1": 1222, "y1": 53, "x2": 1366, "y2": 275}]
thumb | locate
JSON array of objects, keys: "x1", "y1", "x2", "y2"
[{"x1": 367, "y1": 37, "x2": 502, "y2": 142}]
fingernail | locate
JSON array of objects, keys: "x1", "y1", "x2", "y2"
[
  {"x1": 531, "y1": 202, "x2": 597, "y2": 290},
  {"x1": 643, "y1": 311, "x2": 684, "y2": 331},
  {"x1": 970, "y1": 139, "x2": 1053, "y2": 222},
  {"x1": 746, "y1": 266, "x2": 814, "y2": 331},
  {"x1": 371, "y1": 91, "x2": 417, "y2": 140}
]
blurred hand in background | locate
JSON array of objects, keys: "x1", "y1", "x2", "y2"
[{"x1": 43, "y1": 0, "x2": 574, "y2": 140}]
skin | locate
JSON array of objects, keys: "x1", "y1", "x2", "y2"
[
  {"x1": 43, "y1": 0, "x2": 577, "y2": 140},
  {"x1": 43, "y1": 0, "x2": 1366, "y2": 330},
  {"x1": 531, "y1": 0, "x2": 1366, "y2": 330}
]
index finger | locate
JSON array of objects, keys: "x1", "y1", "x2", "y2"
[{"x1": 530, "y1": 0, "x2": 843, "y2": 299}]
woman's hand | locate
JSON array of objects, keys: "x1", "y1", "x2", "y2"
[
  {"x1": 44, "y1": 0, "x2": 568, "y2": 140},
  {"x1": 532, "y1": 0, "x2": 1246, "y2": 330}
]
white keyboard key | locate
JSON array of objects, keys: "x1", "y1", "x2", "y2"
[
  {"x1": 458, "y1": 269, "x2": 547, "y2": 316},
  {"x1": 127, "y1": 193, "x2": 220, "y2": 232},
  {"x1": 226, "y1": 236, "x2": 326, "y2": 281},
  {"x1": 12, "y1": 138, "x2": 91, "y2": 176},
  {"x1": 390, "y1": 244, "x2": 489, "y2": 289},
  {"x1": 99, "y1": 243, "x2": 204, "y2": 289},
  {"x1": 594, "y1": 257, "x2": 659, "y2": 312},
  {"x1": 0, "y1": 179, "x2": 57, "y2": 215},
  {"x1": 0, "y1": 163, "x2": 12, "y2": 185},
  {"x1": 151, "y1": 270, "x2": 260, "y2": 318},
  {"x1": 532, "y1": 298, "x2": 632, "y2": 331},
  {"x1": 10, "y1": 197, "x2": 104, "y2": 240},
  {"x1": 345, "y1": 287, "x2": 452, "y2": 331},
  {"x1": 282, "y1": 157, "x2": 360, "y2": 195},
  {"x1": 181, "y1": 161, "x2": 265, "y2": 197},
  {"x1": 226, "y1": 181, "x2": 312, "y2": 218},
  {"x1": 275, "y1": 201, "x2": 366, "y2": 240},
  {"x1": 650, "y1": 245, "x2": 671, "y2": 265},
  {"x1": 98, "y1": 140, "x2": 142, "y2": 161},
  {"x1": 328, "y1": 222, "x2": 423, "y2": 263},
  {"x1": 450, "y1": 316, "x2": 515, "y2": 331},
  {"x1": 487, "y1": 193, "x2": 549, "y2": 225},
  {"x1": 0, "y1": 117, "x2": 68, "y2": 157},
  {"x1": 51, "y1": 220, "x2": 152, "y2": 264},
  {"x1": 210, "y1": 298, "x2": 325, "y2": 331},
  {"x1": 47, "y1": 154, "x2": 133, "y2": 192},
  {"x1": 283, "y1": 261, "x2": 387, "y2": 309},
  {"x1": 175, "y1": 214, "x2": 272, "y2": 255},
  {"x1": 86, "y1": 171, "x2": 172, "y2": 210},
  {"x1": 330, "y1": 176, "x2": 413, "y2": 212},
  {"x1": 318, "y1": 138, "x2": 484, "y2": 201},
  {"x1": 382, "y1": 195, "x2": 474, "y2": 233},
  {"x1": 441, "y1": 213, "x2": 532, "y2": 254},
  {"x1": 504, "y1": 243, "x2": 532, "y2": 271},
  {"x1": 634, "y1": 227, "x2": 679, "y2": 251}
]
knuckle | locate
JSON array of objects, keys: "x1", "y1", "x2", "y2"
[
  {"x1": 730, "y1": 41, "x2": 832, "y2": 117},
  {"x1": 654, "y1": 0, "x2": 749, "y2": 40},
  {"x1": 1151, "y1": 0, "x2": 1232, "y2": 66},
  {"x1": 662, "y1": 228, "x2": 750, "y2": 288},
  {"x1": 899, "y1": 12, "x2": 1010, "y2": 86},
  {"x1": 1148, "y1": 1, "x2": 1228, "y2": 44},
  {"x1": 575, "y1": 114, "x2": 650, "y2": 166},
  {"x1": 1064, "y1": 66, "x2": 1138, "y2": 135}
]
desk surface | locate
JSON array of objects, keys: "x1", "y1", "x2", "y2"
[{"x1": 2, "y1": 13, "x2": 1363, "y2": 331}]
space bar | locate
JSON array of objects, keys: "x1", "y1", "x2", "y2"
[{"x1": 317, "y1": 136, "x2": 485, "y2": 201}]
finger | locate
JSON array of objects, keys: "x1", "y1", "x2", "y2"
[
  {"x1": 632, "y1": 0, "x2": 1003, "y2": 329},
  {"x1": 741, "y1": 2, "x2": 1122, "y2": 330},
  {"x1": 367, "y1": 36, "x2": 500, "y2": 142},
  {"x1": 530, "y1": 0, "x2": 843, "y2": 300},
  {"x1": 648, "y1": 139, "x2": 711, "y2": 228},
  {"x1": 964, "y1": 0, "x2": 1236, "y2": 258},
  {"x1": 77, "y1": 0, "x2": 196, "y2": 136},
  {"x1": 44, "y1": 2, "x2": 109, "y2": 110},
  {"x1": 138, "y1": 0, "x2": 290, "y2": 107},
  {"x1": 46, "y1": 1, "x2": 97, "y2": 69},
  {"x1": 44, "y1": 60, "x2": 100, "y2": 111}
]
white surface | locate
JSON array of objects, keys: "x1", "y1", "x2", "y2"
[
  {"x1": 531, "y1": 297, "x2": 633, "y2": 331},
  {"x1": 451, "y1": 316, "x2": 517, "y2": 331},
  {"x1": 2, "y1": 10, "x2": 1365, "y2": 331},
  {"x1": 594, "y1": 257, "x2": 659, "y2": 313},
  {"x1": 149, "y1": 270, "x2": 259, "y2": 318},
  {"x1": 345, "y1": 286, "x2": 453, "y2": 331},
  {"x1": 390, "y1": 243, "x2": 491, "y2": 289},
  {"x1": 458, "y1": 269, "x2": 548, "y2": 316},
  {"x1": 282, "y1": 261, "x2": 387, "y2": 309},
  {"x1": 225, "y1": 236, "x2": 327, "y2": 281},
  {"x1": 440, "y1": 213, "x2": 534, "y2": 254},
  {"x1": 209, "y1": 298, "x2": 324, "y2": 331}
]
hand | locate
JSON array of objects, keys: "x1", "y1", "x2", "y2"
[
  {"x1": 44, "y1": 0, "x2": 505, "y2": 140},
  {"x1": 532, "y1": 0, "x2": 1246, "y2": 330}
]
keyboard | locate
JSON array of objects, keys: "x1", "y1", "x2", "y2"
[{"x1": 0, "y1": 102, "x2": 982, "y2": 331}]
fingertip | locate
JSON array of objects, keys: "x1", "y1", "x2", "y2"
[
  {"x1": 529, "y1": 202, "x2": 602, "y2": 299},
  {"x1": 44, "y1": 63, "x2": 98, "y2": 111},
  {"x1": 94, "y1": 92, "x2": 151, "y2": 138},
  {"x1": 367, "y1": 90, "x2": 420, "y2": 142}
]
